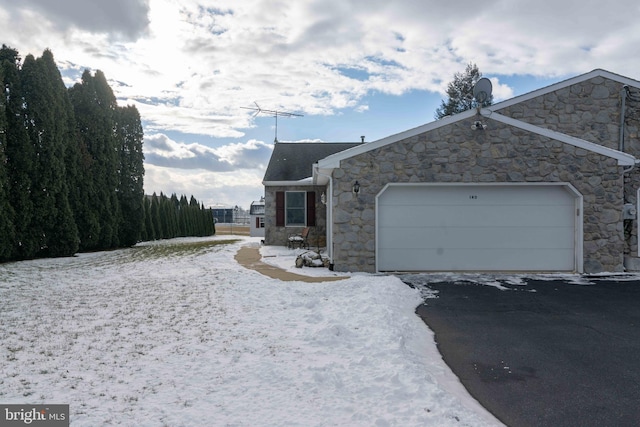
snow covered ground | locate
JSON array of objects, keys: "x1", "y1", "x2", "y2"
[{"x1": 1, "y1": 236, "x2": 502, "y2": 426}]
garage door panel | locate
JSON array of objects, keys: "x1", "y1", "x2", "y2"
[
  {"x1": 378, "y1": 185, "x2": 574, "y2": 206},
  {"x1": 377, "y1": 248, "x2": 575, "y2": 271},
  {"x1": 377, "y1": 185, "x2": 578, "y2": 272},
  {"x1": 378, "y1": 225, "x2": 575, "y2": 250},
  {"x1": 379, "y1": 204, "x2": 575, "y2": 228}
]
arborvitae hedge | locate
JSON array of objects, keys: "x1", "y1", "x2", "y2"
[
  {"x1": 0, "y1": 45, "x2": 214, "y2": 262},
  {"x1": 142, "y1": 193, "x2": 215, "y2": 241}
]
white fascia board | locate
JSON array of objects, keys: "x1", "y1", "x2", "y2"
[
  {"x1": 484, "y1": 110, "x2": 636, "y2": 166},
  {"x1": 316, "y1": 109, "x2": 478, "y2": 169},
  {"x1": 263, "y1": 177, "x2": 315, "y2": 186},
  {"x1": 489, "y1": 69, "x2": 640, "y2": 111}
]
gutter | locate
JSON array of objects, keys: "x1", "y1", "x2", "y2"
[{"x1": 313, "y1": 164, "x2": 335, "y2": 269}]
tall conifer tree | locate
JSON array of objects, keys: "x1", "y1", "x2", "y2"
[
  {"x1": 69, "y1": 70, "x2": 121, "y2": 250},
  {"x1": 115, "y1": 105, "x2": 145, "y2": 246},
  {"x1": 21, "y1": 51, "x2": 79, "y2": 257},
  {"x1": 0, "y1": 62, "x2": 16, "y2": 260},
  {"x1": 1, "y1": 45, "x2": 38, "y2": 259},
  {"x1": 150, "y1": 192, "x2": 162, "y2": 239}
]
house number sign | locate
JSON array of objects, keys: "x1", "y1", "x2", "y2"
[{"x1": 469, "y1": 195, "x2": 478, "y2": 199}]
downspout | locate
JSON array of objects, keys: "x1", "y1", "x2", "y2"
[
  {"x1": 313, "y1": 165, "x2": 334, "y2": 269},
  {"x1": 619, "y1": 85, "x2": 629, "y2": 152},
  {"x1": 619, "y1": 84, "x2": 638, "y2": 257}
]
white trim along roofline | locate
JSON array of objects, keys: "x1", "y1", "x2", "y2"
[
  {"x1": 488, "y1": 69, "x2": 640, "y2": 111},
  {"x1": 263, "y1": 177, "x2": 315, "y2": 186}
]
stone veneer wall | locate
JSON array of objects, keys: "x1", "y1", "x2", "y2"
[
  {"x1": 330, "y1": 118, "x2": 625, "y2": 273},
  {"x1": 496, "y1": 76, "x2": 640, "y2": 256},
  {"x1": 264, "y1": 185, "x2": 328, "y2": 248}
]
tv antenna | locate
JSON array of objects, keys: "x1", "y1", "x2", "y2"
[{"x1": 241, "y1": 102, "x2": 303, "y2": 143}]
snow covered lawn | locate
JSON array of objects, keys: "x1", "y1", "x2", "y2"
[{"x1": 0, "y1": 237, "x2": 501, "y2": 426}]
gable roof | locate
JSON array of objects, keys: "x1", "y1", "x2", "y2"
[
  {"x1": 316, "y1": 109, "x2": 478, "y2": 169},
  {"x1": 263, "y1": 142, "x2": 362, "y2": 184},
  {"x1": 315, "y1": 69, "x2": 639, "y2": 173},
  {"x1": 491, "y1": 68, "x2": 640, "y2": 111}
]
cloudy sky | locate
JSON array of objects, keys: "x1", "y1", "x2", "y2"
[{"x1": 2, "y1": 0, "x2": 640, "y2": 209}]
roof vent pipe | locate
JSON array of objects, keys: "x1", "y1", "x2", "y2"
[
  {"x1": 360, "y1": 136, "x2": 365, "y2": 143},
  {"x1": 619, "y1": 85, "x2": 629, "y2": 152}
]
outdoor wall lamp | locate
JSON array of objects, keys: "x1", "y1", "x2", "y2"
[
  {"x1": 471, "y1": 120, "x2": 487, "y2": 130},
  {"x1": 320, "y1": 192, "x2": 326, "y2": 205},
  {"x1": 353, "y1": 181, "x2": 361, "y2": 195}
]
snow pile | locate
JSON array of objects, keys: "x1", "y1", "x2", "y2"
[{"x1": 0, "y1": 237, "x2": 501, "y2": 426}]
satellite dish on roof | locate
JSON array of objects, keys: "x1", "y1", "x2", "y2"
[{"x1": 473, "y1": 78, "x2": 493, "y2": 103}]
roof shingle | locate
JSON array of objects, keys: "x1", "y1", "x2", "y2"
[{"x1": 263, "y1": 142, "x2": 362, "y2": 182}]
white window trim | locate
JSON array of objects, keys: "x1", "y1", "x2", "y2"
[{"x1": 285, "y1": 191, "x2": 307, "y2": 227}]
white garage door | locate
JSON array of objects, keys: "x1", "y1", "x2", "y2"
[{"x1": 376, "y1": 184, "x2": 578, "y2": 272}]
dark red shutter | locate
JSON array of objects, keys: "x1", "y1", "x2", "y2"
[
  {"x1": 256, "y1": 217, "x2": 260, "y2": 228},
  {"x1": 306, "y1": 191, "x2": 316, "y2": 226},
  {"x1": 276, "y1": 192, "x2": 285, "y2": 226}
]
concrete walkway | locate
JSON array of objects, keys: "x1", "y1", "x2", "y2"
[{"x1": 234, "y1": 245, "x2": 347, "y2": 283}]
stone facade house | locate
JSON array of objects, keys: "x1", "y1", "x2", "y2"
[
  {"x1": 263, "y1": 69, "x2": 640, "y2": 274},
  {"x1": 263, "y1": 142, "x2": 362, "y2": 249}
]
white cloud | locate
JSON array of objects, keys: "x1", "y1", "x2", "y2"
[
  {"x1": 142, "y1": 134, "x2": 272, "y2": 207},
  {"x1": 5, "y1": 1, "x2": 640, "y2": 130},
  {"x1": 4, "y1": 0, "x2": 640, "y2": 205},
  {"x1": 488, "y1": 78, "x2": 513, "y2": 102},
  {"x1": 144, "y1": 133, "x2": 272, "y2": 171},
  {"x1": 0, "y1": 0, "x2": 150, "y2": 41},
  {"x1": 144, "y1": 164, "x2": 265, "y2": 208}
]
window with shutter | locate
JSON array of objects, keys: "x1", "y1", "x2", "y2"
[
  {"x1": 286, "y1": 192, "x2": 305, "y2": 226},
  {"x1": 276, "y1": 192, "x2": 285, "y2": 226},
  {"x1": 306, "y1": 191, "x2": 316, "y2": 226},
  {"x1": 275, "y1": 191, "x2": 316, "y2": 227}
]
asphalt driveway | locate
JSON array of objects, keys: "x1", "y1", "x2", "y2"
[{"x1": 401, "y1": 275, "x2": 640, "y2": 427}]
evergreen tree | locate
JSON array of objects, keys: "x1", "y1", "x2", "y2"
[
  {"x1": 434, "y1": 63, "x2": 492, "y2": 119},
  {"x1": 165, "y1": 194, "x2": 178, "y2": 238},
  {"x1": 137, "y1": 193, "x2": 215, "y2": 242},
  {"x1": 141, "y1": 196, "x2": 153, "y2": 241},
  {"x1": 69, "y1": 69, "x2": 121, "y2": 249},
  {"x1": 0, "y1": 47, "x2": 146, "y2": 260},
  {"x1": 198, "y1": 203, "x2": 207, "y2": 237},
  {"x1": 179, "y1": 195, "x2": 189, "y2": 236},
  {"x1": 1, "y1": 45, "x2": 38, "y2": 259},
  {"x1": 170, "y1": 193, "x2": 182, "y2": 236},
  {"x1": 21, "y1": 50, "x2": 79, "y2": 257},
  {"x1": 207, "y1": 207, "x2": 216, "y2": 236},
  {"x1": 199, "y1": 203, "x2": 209, "y2": 237},
  {"x1": 64, "y1": 98, "x2": 93, "y2": 252},
  {"x1": 150, "y1": 192, "x2": 163, "y2": 239},
  {"x1": 0, "y1": 62, "x2": 16, "y2": 261},
  {"x1": 115, "y1": 105, "x2": 145, "y2": 246}
]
